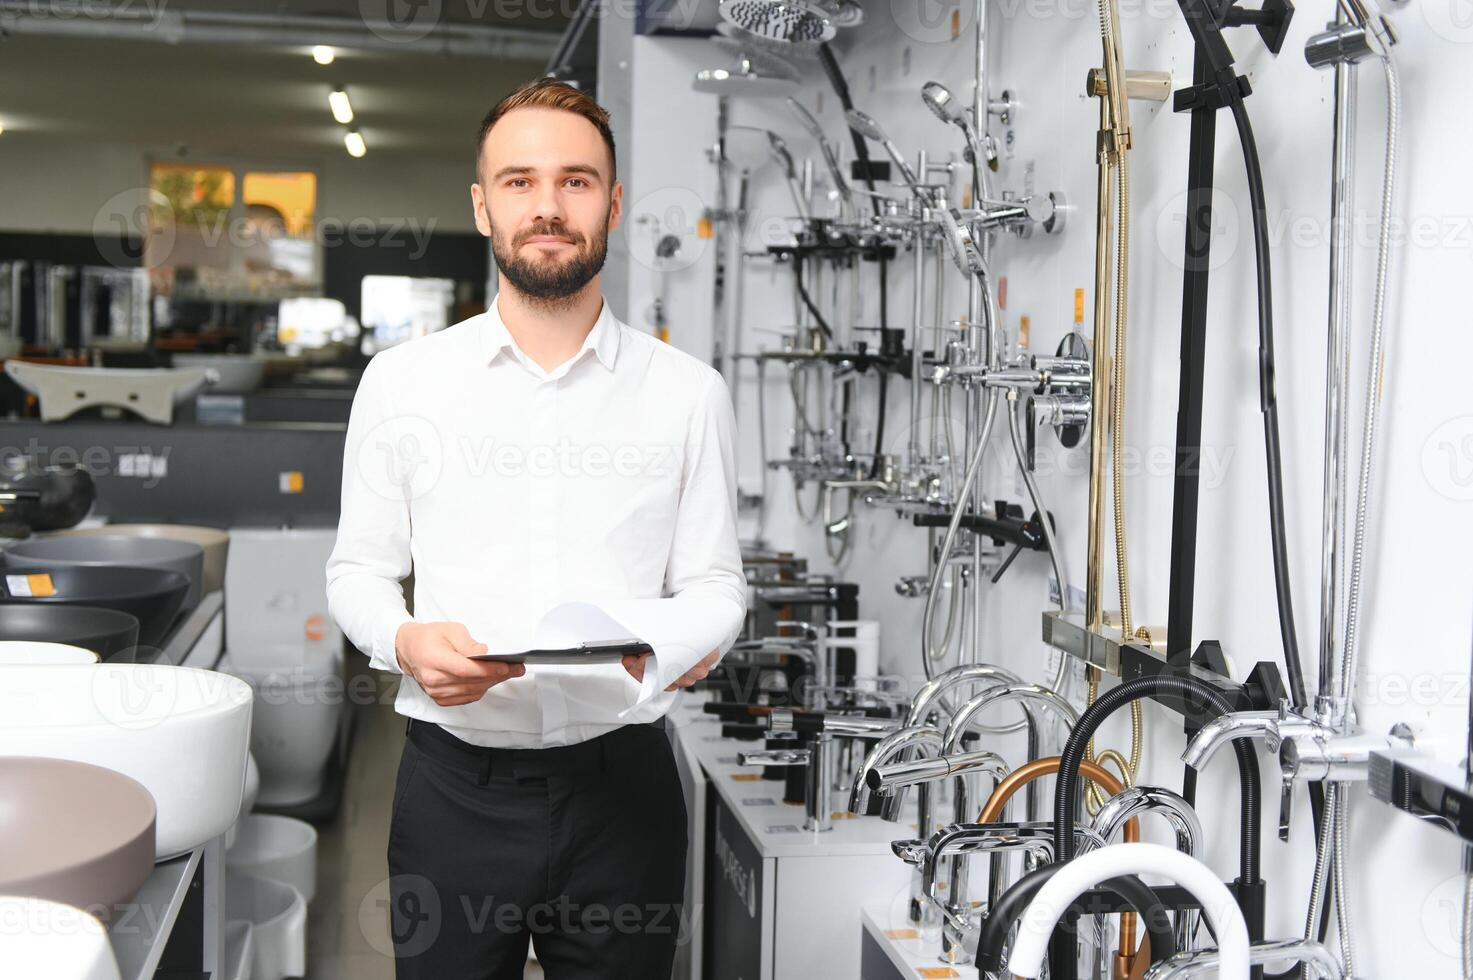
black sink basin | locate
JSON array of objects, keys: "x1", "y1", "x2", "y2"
[
  {"x1": 0, "y1": 605, "x2": 141, "y2": 662},
  {"x1": 0, "y1": 565, "x2": 188, "y2": 649}
]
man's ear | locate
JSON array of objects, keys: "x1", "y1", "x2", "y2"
[
  {"x1": 606, "y1": 180, "x2": 624, "y2": 234},
  {"x1": 470, "y1": 182, "x2": 492, "y2": 237}
]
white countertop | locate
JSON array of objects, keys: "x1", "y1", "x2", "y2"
[
  {"x1": 667, "y1": 696, "x2": 922, "y2": 860},
  {"x1": 861, "y1": 905, "x2": 971, "y2": 979}
]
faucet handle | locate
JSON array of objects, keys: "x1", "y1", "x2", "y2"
[
  {"x1": 1279, "y1": 771, "x2": 1295, "y2": 842},
  {"x1": 738, "y1": 748, "x2": 811, "y2": 767},
  {"x1": 891, "y1": 838, "x2": 928, "y2": 866}
]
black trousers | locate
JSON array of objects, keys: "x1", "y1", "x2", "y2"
[{"x1": 386, "y1": 718, "x2": 689, "y2": 980}]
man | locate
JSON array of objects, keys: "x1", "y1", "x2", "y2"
[{"x1": 326, "y1": 78, "x2": 746, "y2": 978}]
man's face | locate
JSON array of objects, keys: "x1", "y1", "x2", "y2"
[{"x1": 472, "y1": 107, "x2": 622, "y2": 306}]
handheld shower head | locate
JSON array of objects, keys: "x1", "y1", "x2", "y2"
[
  {"x1": 920, "y1": 80, "x2": 966, "y2": 124},
  {"x1": 842, "y1": 107, "x2": 885, "y2": 142},
  {"x1": 786, "y1": 98, "x2": 852, "y2": 210},
  {"x1": 921, "y1": 79, "x2": 997, "y2": 176},
  {"x1": 843, "y1": 109, "x2": 922, "y2": 193}
]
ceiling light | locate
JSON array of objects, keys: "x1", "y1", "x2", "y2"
[
  {"x1": 344, "y1": 129, "x2": 366, "y2": 158},
  {"x1": 329, "y1": 87, "x2": 354, "y2": 125},
  {"x1": 312, "y1": 45, "x2": 335, "y2": 65}
]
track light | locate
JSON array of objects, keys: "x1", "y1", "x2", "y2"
[
  {"x1": 312, "y1": 45, "x2": 335, "y2": 65},
  {"x1": 344, "y1": 129, "x2": 366, "y2": 158},
  {"x1": 329, "y1": 87, "x2": 354, "y2": 125}
]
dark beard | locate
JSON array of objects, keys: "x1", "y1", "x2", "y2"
[{"x1": 490, "y1": 213, "x2": 610, "y2": 311}]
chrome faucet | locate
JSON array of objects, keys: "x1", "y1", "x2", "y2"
[
  {"x1": 1143, "y1": 938, "x2": 1345, "y2": 979},
  {"x1": 848, "y1": 724, "x2": 945, "y2": 823},
  {"x1": 1182, "y1": 702, "x2": 1411, "y2": 840},
  {"x1": 937, "y1": 684, "x2": 1079, "y2": 964},
  {"x1": 890, "y1": 821, "x2": 1108, "y2": 964},
  {"x1": 1086, "y1": 785, "x2": 1204, "y2": 952}
]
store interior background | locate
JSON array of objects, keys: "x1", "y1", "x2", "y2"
[{"x1": 1, "y1": 0, "x2": 1471, "y2": 975}]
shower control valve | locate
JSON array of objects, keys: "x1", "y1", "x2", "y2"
[{"x1": 1277, "y1": 720, "x2": 1413, "y2": 840}]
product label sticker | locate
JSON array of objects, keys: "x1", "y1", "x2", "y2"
[
  {"x1": 765, "y1": 825, "x2": 800, "y2": 834},
  {"x1": 884, "y1": 929, "x2": 920, "y2": 941},
  {"x1": 740, "y1": 798, "x2": 776, "y2": 807},
  {"x1": 916, "y1": 969, "x2": 960, "y2": 979},
  {"x1": 731, "y1": 773, "x2": 763, "y2": 782},
  {"x1": 6, "y1": 573, "x2": 54, "y2": 597}
]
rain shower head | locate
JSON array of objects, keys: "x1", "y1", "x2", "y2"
[
  {"x1": 693, "y1": 61, "x2": 800, "y2": 96},
  {"x1": 718, "y1": 0, "x2": 836, "y2": 44},
  {"x1": 695, "y1": 34, "x2": 804, "y2": 96}
]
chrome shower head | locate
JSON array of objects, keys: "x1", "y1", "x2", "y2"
[
  {"x1": 843, "y1": 108, "x2": 885, "y2": 142},
  {"x1": 844, "y1": 109, "x2": 923, "y2": 195},
  {"x1": 718, "y1": 0, "x2": 835, "y2": 44},
  {"x1": 693, "y1": 61, "x2": 800, "y2": 97},
  {"x1": 920, "y1": 79, "x2": 997, "y2": 178},
  {"x1": 921, "y1": 80, "x2": 966, "y2": 124},
  {"x1": 787, "y1": 97, "x2": 852, "y2": 210},
  {"x1": 694, "y1": 38, "x2": 802, "y2": 97}
]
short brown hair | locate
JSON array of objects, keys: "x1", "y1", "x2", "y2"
[{"x1": 475, "y1": 78, "x2": 616, "y2": 184}]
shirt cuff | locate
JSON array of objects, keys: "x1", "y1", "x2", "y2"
[{"x1": 372, "y1": 611, "x2": 414, "y2": 675}]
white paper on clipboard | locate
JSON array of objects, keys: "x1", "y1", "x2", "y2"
[
  {"x1": 466, "y1": 602, "x2": 650, "y2": 664},
  {"x1": 468, "y1": 597, "x2": 735, "y2": 714},
  {"x1": 590, "y1": 595, "x2": 737, "y2": 716}
]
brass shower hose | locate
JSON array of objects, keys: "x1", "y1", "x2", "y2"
[{"x1": 1084, "y1": 0, "x2": 1146, "y2": 814}]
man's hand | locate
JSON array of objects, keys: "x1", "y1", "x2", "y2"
[
  {"x1": 622, "y1": 648, "x2": 719, "y2": 692},
  {"x1": 395, "y1": 621, "x2": 525, "y2": 707}
]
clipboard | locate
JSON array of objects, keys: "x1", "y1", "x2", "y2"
[{"x1": 470, "y1": 639, "x2": 654, "y2": 666}]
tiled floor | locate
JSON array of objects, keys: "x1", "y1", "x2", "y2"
[{"x1": 304, "y1": 663, "x2": 544, "y2": 979}]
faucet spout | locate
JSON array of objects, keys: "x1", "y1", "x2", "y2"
[{"x1": 1180, "y1": 710, "x2": 1281, "y2": 770}]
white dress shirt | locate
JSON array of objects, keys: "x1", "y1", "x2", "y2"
[{"x1": 325, "y1": 295, "x2": 746, "y2": 748}]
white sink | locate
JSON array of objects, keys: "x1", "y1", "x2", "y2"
[
  {"x1": 0, "y1": 664, "x2": 253, "y2": 859},
  {"x1": 0, "y1": 896, "x2": 120, "y2": 980},
  {"x1": 0, "y1": 641, "x2": 99, "y2": 665}
]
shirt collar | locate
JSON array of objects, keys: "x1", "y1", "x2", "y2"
[{"x1": 478, "y1": 293, "x2": 620, "y2": 375}]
